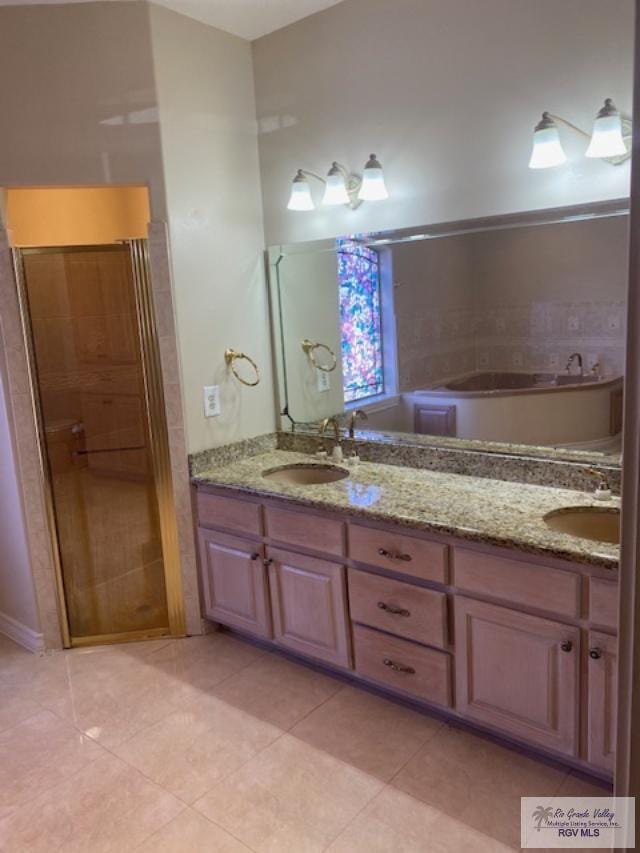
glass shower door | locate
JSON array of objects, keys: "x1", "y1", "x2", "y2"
[{"x1": 20, "y1": 245, "x2": 170, "y2": 640}]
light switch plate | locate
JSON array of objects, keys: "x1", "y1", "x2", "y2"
[
  {"x1": 316, "y1": 369, "x2": 330, "y2": 393},
  {"x1": 203, "y1": 385, "x2": 221, "y2": 417}
]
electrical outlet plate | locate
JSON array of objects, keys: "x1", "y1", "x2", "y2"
[
  {"x1": 203, "y1": 385, "x2": 221, "y2": 417},
  {"x1": 316, "y1": 369, "x2": 330, "y2": 393}
]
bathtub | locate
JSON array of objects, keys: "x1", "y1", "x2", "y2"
[{"x1": 402, "y1": 372, "x2": 624, "y2": 446}]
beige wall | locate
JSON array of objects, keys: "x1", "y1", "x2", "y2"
[
  {"x1": 0, "y1": 329, "x2": 41, "y2": 643},
  {"x1": 149, "y1": 5, "x2": 274, "y2": 453},
  {"x1": 0, "y1": 2, "x2": 167, "y2": 218},
  {"x1": 253, "y1": 0, "x2": 633, "y2": 246}
]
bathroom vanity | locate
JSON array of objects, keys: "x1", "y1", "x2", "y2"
[{"x1": 192, "y1": 449, "x2": 619, "y2": 780}]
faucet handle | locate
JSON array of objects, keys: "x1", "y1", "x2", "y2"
[{"x1": 586, "y1": 467, "x2": 612, "y2": 499}]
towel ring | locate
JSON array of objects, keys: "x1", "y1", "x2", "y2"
[
  {"x1": 302, "y1": 339, "x2": 337, "y2": 372},
  {"x1": 224, "y1": 349, "x2": 260, "y2": 387}
]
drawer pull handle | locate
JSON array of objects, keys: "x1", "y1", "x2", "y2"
[
  {"x1": 377, "y1": 601, "x2": 410, "y2": 617},
  {"x1": 560, "y1": 640, "x2": 573, "y2": 653},
  {"x1": 383, "y1": 657, "x2": 415, "y2": 674},
  {"x1": 378, "y1": 548, "x2": 412, "y2": 562},
  {"x1": 589, "y1": 647, "x2": 602, "y2": 660}
]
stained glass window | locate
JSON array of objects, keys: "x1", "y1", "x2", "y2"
[{"x1": 338, "y1": 239, "x2": 384, "y2": 403}]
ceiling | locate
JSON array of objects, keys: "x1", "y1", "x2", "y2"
[{"x1": 0, "y1": 0, "x2": 346, "y2": 40}]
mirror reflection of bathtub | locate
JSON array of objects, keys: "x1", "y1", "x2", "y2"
[{"x1": 361, "y1": 372, "x2": 623, "y2": 450}]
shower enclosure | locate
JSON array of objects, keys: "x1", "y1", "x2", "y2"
[{"x1": 13, "y1": 242, "x2": 184, "y2": 646}]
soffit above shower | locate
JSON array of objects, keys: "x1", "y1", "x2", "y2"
[{"x1": 0, "y1": 0, "x2": 346, "y2": 40}]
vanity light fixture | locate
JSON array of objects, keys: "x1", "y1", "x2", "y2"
[
  {"x1": 585, "y1": 98, "x2": 627, "y2": 158},
  {"x1": 286, "y1": 154, "x2": 388, "y2": 211},
  {"x1": 358, "y1": 154, "x2": 389, "y2": 201},
  {"x1": 528, "y1": 99, "x2": 631, "y2": 169},
  {"x1": 287, "y1": 171, "x2": 315, "y2": 211},
  {"x1": 322, "y1": 162, "x2": 351, "y2": 206},
  {"x1": 528, "y1": 113, "x2": 567, "y2": 169}
]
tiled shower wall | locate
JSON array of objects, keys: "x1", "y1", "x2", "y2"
[
  {"x1": 394, "y1": 216, "x2": 628, "y2": 391},
  {"x1": 474, "y1": 301, "x2": 626, "y2": 378}
]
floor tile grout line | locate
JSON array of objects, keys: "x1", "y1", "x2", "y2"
[
  {"x1": 0, "y1": 728, "x2": 116, "y2": 822},
  {"x1": 129, "y1": 802, "x2": 190, "y2": 852},
  {"x1": 285, "y1": 680, "x2": 347, "y2": 732},
  {"x1": 319, "y1": 782, "x2": 393, "y2": 852},
  {"x1": 45, "y1": 638, "x2": 267, "y2": 751},
  {"x1": 385, "y1": 718, "x2": 448, "y2": 786}
]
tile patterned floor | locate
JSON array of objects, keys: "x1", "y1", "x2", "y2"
[{"x1": 0, "y1": 632, "x2": 610, "y2": 852}]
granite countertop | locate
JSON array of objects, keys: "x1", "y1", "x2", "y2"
[{"x1": 192, "y1": 450, "x2": 620, "y2": 570}]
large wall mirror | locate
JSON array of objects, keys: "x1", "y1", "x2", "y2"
[{"x1": 268, "y1": 200, "x2": 628, "y2": 464}]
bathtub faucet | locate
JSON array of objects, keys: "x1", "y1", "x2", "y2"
[{"x1": 566, "y1": 352, "x2": 584, "y2": 375}]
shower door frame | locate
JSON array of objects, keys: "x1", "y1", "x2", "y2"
[{"x1": 12, "y1": 240, "x2": 186, "y2": 647}]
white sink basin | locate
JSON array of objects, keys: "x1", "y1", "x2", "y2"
[
  {"x1": 262, "y1": 464, "x2": 349, "y2": 485},
  {"x1": 543, "y1": 506, "x2": 620, "y2": 545}
]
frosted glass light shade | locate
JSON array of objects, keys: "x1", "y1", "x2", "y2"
[
  {"x1": 586, "y1": 101, "x2": 627, "y2": 158},
  {"x1": 322, "y1": 164, "x2": 350, "y2": 206},
  {"x1": 528, "y1": 118, "x2": 566, "y2": 169},
  {"x1": 287, "y1": 172, "x2": 314, "y2": 211},
  {"x1": 358, "y1": 154, "x2": 389, "y2": 201}
]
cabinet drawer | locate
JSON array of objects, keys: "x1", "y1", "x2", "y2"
[
  {"x1": 265, "y1": 505, "x2": 344, "y2": 557},
  {"x1": 348, "y1": 569, "x2": 448, "y2": 649},
  {"x1": 196, "y1": 490, "x2": 262, "y2": 537},
  {"x1": 453, "y1": 548, "x2": 581, "y2": 619},
  {"x1": 348, "y1": 524, "x2": 448, "y2": 584},
  {"x1": 352, "y1": 624, "x2": 451, "y2": 707},
  {"x1": 590, "y1": 578, "x2": 618, "y2": 631}
]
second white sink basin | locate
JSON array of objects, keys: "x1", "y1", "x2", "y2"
[
  {"x1": 543, "y1": 506, "x2": 620, "y2": 545},
  {"x1": 262, "y1": 464, "x2": 349, "y2": 485}
]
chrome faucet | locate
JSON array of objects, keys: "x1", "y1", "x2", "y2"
[
  {"x1": 348, "y1": 408, "x2": 368, "y2": 438},
  {"x1": 566, "y1": 352, "x2": 584, "y2": 375}
]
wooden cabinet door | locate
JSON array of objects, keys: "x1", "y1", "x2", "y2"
[
  {"x1": 198, "y1": 529, "x2": 271, "y2": 639},
  {"x1": 455, "y1": 597, "x2": 580, "y2": 756},
  {"x1": 267, "y1": 547, "x2": 351, "y2": 668},
  {"x1": 587, "y1": 630, "x2": 617, "y2": 772}
]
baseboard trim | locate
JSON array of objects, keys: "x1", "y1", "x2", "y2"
[{"x1": 0, "y1": 610, "x2": 44, "y2": 653}]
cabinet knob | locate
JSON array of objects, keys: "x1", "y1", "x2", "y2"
[
  {"x1": 377, "y1": 601, "x2": 410, "y2": 617},
  {"x1": 382, "y1": 657, "x2": 415, "y2": 674},
  {"x1": 378, "y1": 547, "x2": 412, "y2": 562},
  {"x1": 560, "y1": 640, "x2": 573, "y2": 653},
  {"x1": 263, "y1": 558, "x2": 273, "y2": 568},
  {"x1": 250, "y1": 553, "x2": 260, "y2": 561},
  {"x1": 589, "y1": 647, "x2": 602, "y2": 660}
]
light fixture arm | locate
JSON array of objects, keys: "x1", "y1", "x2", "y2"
[
  {"x1": 295, "y1": 168, "x2": 326, "y2": 185},
  {"x1": 546, "y1": 113, "x2": 591, "y2": 140}
]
